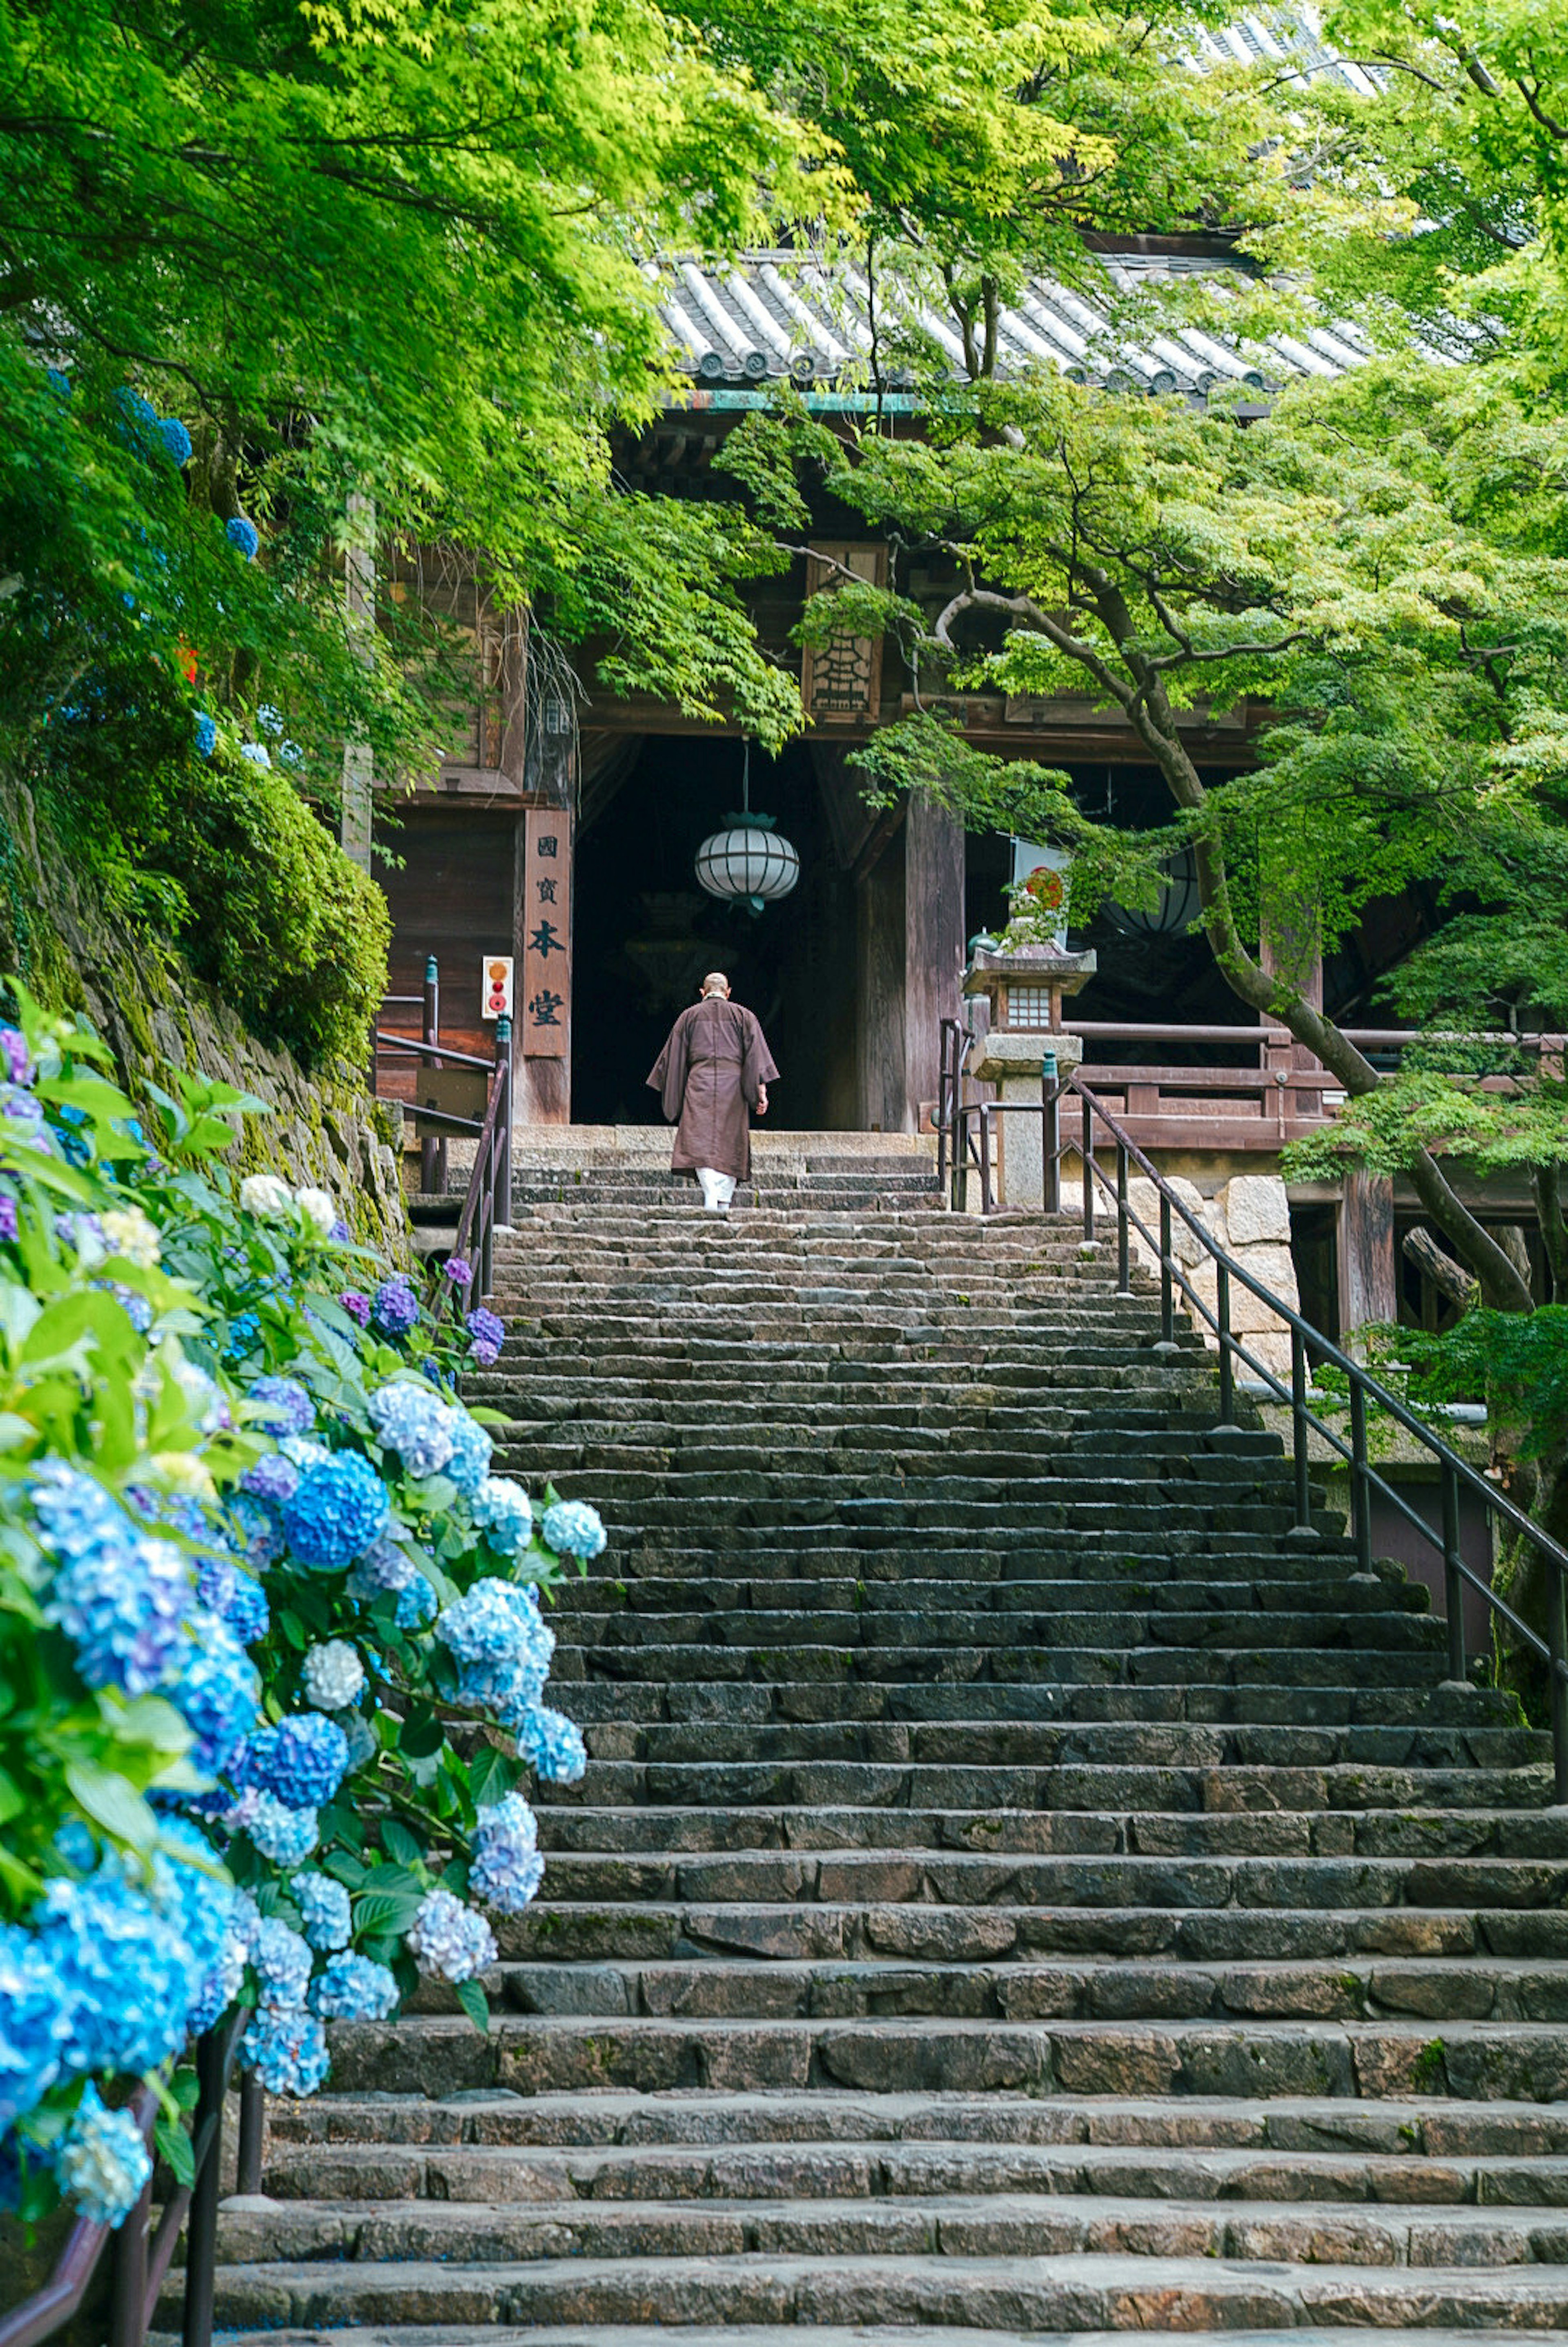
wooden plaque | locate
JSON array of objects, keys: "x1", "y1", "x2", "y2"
[{"x1": 521, "y1": 808, "x2": 571, "y2": 1059}]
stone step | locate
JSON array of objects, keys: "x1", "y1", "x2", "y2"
[
  {"x1": 552, "y1": 1611, "x2": 1441, "y2": 1652},
  {"x1": 170, "y1": 2247, "x2": 1568, "y2": 2332},
  {"x1": 321, "y1": 2012, "x2": 1568, "y2": 2103},
  {"x1": 208, "y1": 2188, "x2": 1568, "y2": 2269},
  {"x1": 255, "y1": 2130, "x2": 1568, "y2": 2209},
  {"x1": 494, "y1": 1900, "x2": 1568, "y2": 1967},
  {"x1": 262, "y1": 2086, "x2": 1568, "y2": 2160},
  {"x1": 470, "y1": 1952, "x2": 1568, "y2": 2026},
  {"x1": 559, "y1": 1646, "x2": 1451, "y2": 1693},
  {"x1": 556, "y1": 1684, "x2": 1526, "y2": 1736},
  {"x1": 571, "y1": 1720, "x2": 1543, "y2": 1769},
  {"x1": 534, "y1": 1801, "x2": 1562, "y2": 1856},
  {"x1": 148, "y1": 2323, "x2": 1568, "y2": 2347}
]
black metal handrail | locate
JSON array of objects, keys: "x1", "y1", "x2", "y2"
[
  {"x1": 937, "y1": 1017, "x2": 1568, "y2": 1799},
  {"x1": 0, "y1": 2016, "x2": 243, "y2": 2347},
  {"x1": 432, "y1": 1013, "x2": 512, "y2": 1323}
]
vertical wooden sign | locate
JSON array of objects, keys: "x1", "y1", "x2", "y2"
[
  {"x1": 521, "y1": 808, "x2": 571, "y2": 1059},
  {"x1": 800, "y1": 542, "x2": 887, "y2": 725}
]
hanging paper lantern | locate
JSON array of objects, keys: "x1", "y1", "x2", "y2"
[{"x1": 694, "y1": 745, "x2": 800, "y2": 914}]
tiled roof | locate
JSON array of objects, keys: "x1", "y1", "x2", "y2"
[{"x1": 650, "y1": 250, "x2": 1372, "y2": 404}]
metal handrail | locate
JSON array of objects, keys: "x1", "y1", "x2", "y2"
[
  {"x1": 0, "y1": 2017, "x2": 242, "y2": 2347},
  {"x1": 431, "y1": 1015, "x2": 512, "y2": 1324},
  {"x1": 937, "y1": 1017, "x2": 1568, "y2": 1799}
]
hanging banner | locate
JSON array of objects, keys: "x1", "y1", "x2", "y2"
[{"x1": 522, "y1": 808, "x2": 571, "y2": 1059}]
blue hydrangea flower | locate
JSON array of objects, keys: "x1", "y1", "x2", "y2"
[
  {"x1": 249, "y1": 1377, "x2": 314, "y2": 1437},
  {"x1": 283, "y1": 1454, "x2": 388, "y2": 1569},
  {"x1": 229, "y1": 1791, "x2": 319, "y2": 1869},
  {"x1": 253, "y1": 1917, "x2": 312, "y2": 2008},
  {"x1": 186, "y1": 1924, "x2": 247, "y2": 2036},
  {"x1": 470, "y1": 1477, "x2": 532, "y2": 1557},
  {"x1": 35, "y1": 1466, "x2": 194, "y2": 1695},
  {"x1": 225, "y1": 1307, "x2": 260, "y2": 1356},
  {"x1": 55, "y1": 2084, "x2": 151, "y2": 2227},
  {"x1": 292, "y1": 1872, "x2": 351, "y2": 1952},
  {"x1": 469, "y1": 1792, "x2": 544, "y2": 1917},
  {"x1": 0, "y1": 1926, "x2": 73, "y2": 2133},
  {"x1": 215, "y1": 1566, "x2": 268, "y2": 1648},
  {"x1": 240, "y1": 2006, "x2": 330, "y2": 2097},
  {"x1": 246, "y1": 1715, "x2": 350, "y2": 1809},
  {"x1": 310, "y1": 1952, "x2": 399, "y2": 2021},
  {"x1": 33, "y1": 1872, "x2": 192, "y2": 2076},
  {"x1": 301, "y1": 1639, "x2": 365, "y2": 1713},
  {"x1": 371, "y1": 1274, "x2": 420, "y2": 1337},
  {"x1": 518, "y1": 1704, "x2": 588, "y2": 1786},
  {"x1": 170, "y1": 1611, "x2": 260, "y2": 1776},
  {"x1": 194, "y1": 711, "x2": 219, "y2": 760},
  {"x1": 444, "y1": 1411, "x2": 492, "y2": 1497},
  {"x1": 150, "y1": 1816, "x2": 234, "y2": 1984},
  {"x1": 281, "y1": 1435, "x2": 329, "y2": 1472},
  {"x1": 542, "y1": 1499, "x2": 606, "y2": 1563},
  {"x1": 159, "y1": 415, "x2": 193, "y2": 466},
  {"x1": 405, "y1": 1888, "x2": 497, "y2": 1984},
  {"x1": 440, "y1": 1579, "x2": 553, "y2": 1670},
  {"x1": 225, "y1": 515, "x2": 260, "y2": 561},
  {"x1": 367, "y1": 1383, "x2": 454, "y2": 1478},
  {"x1": 395, "y1": 1574, "x2": 437, "y2": 1629},
  {"x1": 348, "y1": 1533, "x2": 418, "y2": 1602}
]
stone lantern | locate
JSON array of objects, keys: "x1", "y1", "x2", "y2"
[{"x1": 963, "y1": 941, "x2": 1096, "y2": 1207}]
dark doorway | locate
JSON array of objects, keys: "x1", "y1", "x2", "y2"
[{"x1": 571, "y1": 735, "x2": 857, "y2": 1129}]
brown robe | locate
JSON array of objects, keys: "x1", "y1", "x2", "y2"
[{"x1": 647, "y1": 997, "x2": 780, "y2": 1182}]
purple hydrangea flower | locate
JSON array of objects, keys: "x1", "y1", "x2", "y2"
[
  {"x1": 249, "y1": 1377, "x2": 314, "y2": 1437},
  {"x1": 338, "y1": 1290, "x2": 372, "y2": 1327},
  {"x1": 240, "y1": 1453, "x2": 299, "y2": 1505},
  {"x1": 228, "y1": 1492, "x2": 285, "y2": 1570},
  {"x1": 0, "y1": 1029, "x2": 31, "y2": 1088},
  {"x1": 0, "y1": 1194, "x2": 16, "y2": 1245},
  {"x1": 371, "y1": 1274, "x2": 420, "y2": 1338},
  {"x1": 444, "y1": 1256, "x2": 473, "y2": 1286},
  {"x1": 465, "y1": 1307, "x2": 505, "y2": 1367}
]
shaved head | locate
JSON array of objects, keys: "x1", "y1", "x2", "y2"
[{"x1": 701, "y1": 972, "x2": 731, "y2": 997}]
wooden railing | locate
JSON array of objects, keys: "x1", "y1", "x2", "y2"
[
  {"x1": 0, "y1": 2020, "x2": 243, "y2": 2347},
  {"x1": 939, "y1": 1015, "x2": 1568, "y2": 1804}
]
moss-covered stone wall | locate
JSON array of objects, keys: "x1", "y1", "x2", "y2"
[{"x1": 0, "y1": 770, "x2": 408, "y2": 1258}]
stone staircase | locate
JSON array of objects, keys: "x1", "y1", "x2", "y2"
[{"x1": 189, "y1": 1145, "x2": 1568, "y2": 2345}]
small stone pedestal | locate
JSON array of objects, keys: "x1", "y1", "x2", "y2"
[{"x1": 964, "y1": 945, "x2": 1096, "y2": 1209}]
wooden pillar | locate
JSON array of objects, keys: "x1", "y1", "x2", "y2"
[
  {"x1": 1339, "y1": 1167, "x2": 1397, "y2": 1343},
  {"x1": 903, "y1": 790, "x2": 965, "y2": 1132},
  {"x1": 856, "y1": 840, "x2": 905, "y2": 1132}
]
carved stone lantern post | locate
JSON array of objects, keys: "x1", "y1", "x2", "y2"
[{"x1": 963, "y1": 943, "x2": 1097, "y2": 1207}]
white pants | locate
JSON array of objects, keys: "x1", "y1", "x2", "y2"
[{"x1": 697, "y1": 1167, "x2": 736, "y2": 1214}]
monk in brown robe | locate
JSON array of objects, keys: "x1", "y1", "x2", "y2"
[{"x1": 647, "y1": 973, "x2": 779, "y2": 1213}]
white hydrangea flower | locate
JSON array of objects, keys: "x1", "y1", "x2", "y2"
[
  {"x1": 100, "y1": 1205, "x2": 161, "y2": 1267},
  {"x1": 301, "y1": 1638, "x2": 366, "y2": 1712},
  {"x1": 295, "y1": 1186, "x2": 337, "y2": 1235},
  {"x1": 240, "y1": 1174, "x2": 294, "y2": 1219}
]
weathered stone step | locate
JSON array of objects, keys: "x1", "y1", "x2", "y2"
[
  {"x1": 147, "y1": 2322, "x2": 1568, "y2": 2347},
  {"x1": 256, "y1": 2131, "x2": 1568, "y2": 2210},
  {"x1": 475, "y1": 1952, "x2": 1568, "y2": 2027},
  {"x1": 524, "y1": 1847, "x2": 1568, "y2": 1914},
  {"x1": 553, "y1": 1610, "x2": 1440, "y2": 1654},
  {"x1": 172, "y1": 2245, "x2": 1568, "y2": 2332},
  {"x1": 551, "y1": 1576, "x2": 1414, "y2": 1616},
  {"x1": 535, "y1": 1801, "x2": 1562, "y2": 1858},
  {"x1": 497, "y1": 1899, "x2": 1567, "y2": 1968},
  {"x1": 575, "y1": 1720, "x2": 1542, "y2": 1771},
  {"x1": 560, "y1": 1644, "x2": 1450, "y2": 1694},
  {"x1": 322, "y1": 2012, "x2": 1568, "y2": 2103},
  {"x1": 261, "y1": 2085, "x2": 1568, "y2": 2160},
  {"x1": 209, "y1": 2187, "x2": 1568, "y2": 2269},
  {"x1": 559, "y1": 1682, "x2": 1518, "y2": 1733}
]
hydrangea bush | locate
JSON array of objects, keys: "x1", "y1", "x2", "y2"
[{"x1": 0, "y1": 993, "x2": 597, "y2": 2233}]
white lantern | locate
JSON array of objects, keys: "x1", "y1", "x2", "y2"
[{"x1": 695, "y1": 745, "x2": 800, "y2": 913}]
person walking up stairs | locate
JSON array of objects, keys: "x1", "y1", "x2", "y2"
[{"x1": 183, "y1": 1144, "x2": 1568, "y2": 2347}]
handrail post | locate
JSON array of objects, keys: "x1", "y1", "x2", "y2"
[
  {"x1": 421, "y1": 955, "x2": 440, "y2": 1196},
  {"x1": 1441, "y1": 1457, "x2": 1466, "y2": 1683},
  {"x1": 937, "y1": 1023, "x2": 951, "y2": 1197},
  {"x1": 1215, "y1": 1259, "x2": 1234, "y2": 1424},
  {"x1": 180, "y1": 2025, "x2": 225, "y2": 2347},
  {"x1": 1350, "y1": 1378, "x2": 1373, "y2": 1575},
  {"x1": 1081, "y1": 1092, "x2": 1094, "y2": 1243},
  {"x1": 109, "y1": 2173, "x2": 151, "y2": 2347},
  {"x1": 1159, "y1": 1194, "x2": 1174, "y2": 1346},
  {"x1": 1291, "y1": 1326, "x2": 1312, "y2": 1532},
  {"x1": 1550, "y1": 1556, "x2": 1568, "y2": 1804},
  {"x1": 236, "y1": 2068, "x2": 265, "y2": 2196},
  {"x1": 1042, "y1": 1051, "x2": 1060, "y2": 1214},
  {"x1": 1115, "y1": 1142, "x2": 1131, "y2": 1294},
  {"x1": 979, "y1": 1104, "x2": 993, "y2": 1216},
  {"x1": 495, "y1": 1014, "x2": 513, "y2": 1236}
]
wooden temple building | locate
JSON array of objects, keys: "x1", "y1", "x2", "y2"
[{"x1": 372, "y1": 245, "x2": 1536, "y2": 1348}]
